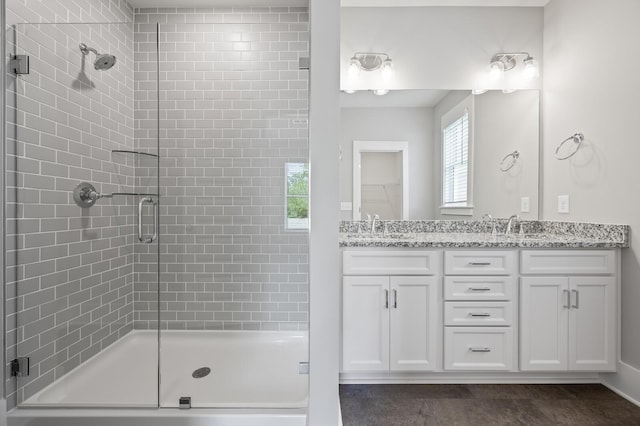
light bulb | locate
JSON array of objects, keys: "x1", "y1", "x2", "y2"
[
  {"x1": 348, "y1": 57, "x2": 360, "y2": 79},
  {"x1": 522, "y1": 57, "x2": 539, "y2": 79},
  {"x1": 489, "y1": 60, "x2": 505, "y2": 81},
  {"x1": 343, "y1": 89, "x2": 357, "y2": 94},
  {"x1": 373, "y1": 89, "x2": 389, "y2": 96},
  {"x1": 381, "y1": 59, "x2": 393, "y2": 82},
  {"x1": 502, "y1": 88, "x2": 517, "y2": 94},
  {"x1": 471, "y1": 89, "x2": 488, "y2": 95}
]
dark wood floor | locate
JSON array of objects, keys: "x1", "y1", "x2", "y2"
[{"x1": 340, "y1": 384, "x2": 640, "y2": 425}]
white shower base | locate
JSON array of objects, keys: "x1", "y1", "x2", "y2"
[{"x1": 20, "y1": 330, "x2": 308, "y2": 409}]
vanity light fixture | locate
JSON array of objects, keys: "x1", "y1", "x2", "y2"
[
  {"x1": 347, "y1": 52, "x2": 394, "y2": 95},
  {"x1": 489, "y1": 52, "x2": 539, "y2": 80}
]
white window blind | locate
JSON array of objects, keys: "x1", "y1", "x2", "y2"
[{"x1": 442, "y1": 112, "x2": 469, "y2": 205}]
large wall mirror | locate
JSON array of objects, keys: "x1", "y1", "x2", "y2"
[{"x1": 340, "y1": 89, "x2": 540, "y2": 221}]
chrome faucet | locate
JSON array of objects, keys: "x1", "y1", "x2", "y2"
[
  {"x1": 505, "y1": 214, "x2": 520, "y2": 235},
  {"x1": 482, "y1": 213, "x2": 497, "y2": 236},
  {"x1": 371, "y1": 214, "x2": 379, "y2": 235}
]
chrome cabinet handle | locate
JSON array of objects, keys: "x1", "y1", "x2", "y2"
[
  {"x1": 468, "y1": 262, "x2": 491, "y2": 266},
  {"x1": 393, "y1": 289, "x2": 397, "y2": 309},
  {"x1": 469, "y1": 313, "x2": 491, "y2": 317},
  {"x1": 469, "y1": 347, "x2": 491, "y2": 353},
  {"x1": 138, "y1": 197, "x2": 157, "y2": 243},
  {"x1": 563, "y1": 289, "x2": 570, "y2": 309},
  {"x1": 468, "y1": 287, "x2": 491, "y2": 292},
  {"x1": 384, "y1": 289, "x2": 389, "y2": 309},
  {"x1": 571, "y1": 289, "x2": 579, "y2": 309}
]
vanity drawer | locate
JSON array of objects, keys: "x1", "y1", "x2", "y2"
[
  {"x1": 444, "y1": 327, "x2": 514, "y2": 371},
  {"x1": 444, "y1": 276, "x2": 515, "y2": 301},
  {"x1": 521, "y1": 250, "x2": 616, "y2": 275},
  {"x1": 444, "y1": 302, "x2": 513, "y2": 326},
  {"x1": 343, "y1": 250, "x2": 441, "y2": 275},
  {"x1": 445, "y1": 251, "x2": 515, "y2": 276}
]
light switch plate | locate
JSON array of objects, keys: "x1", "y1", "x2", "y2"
[
  {"x1": 557, "y1": 195, "x2": 570, "y2": 214},
  {"x1": 520, "y1": 197, "x2": 530, "y2": 213},
  {"x1": 340, "y1": 202, "x2": 352, "y2": 211}
]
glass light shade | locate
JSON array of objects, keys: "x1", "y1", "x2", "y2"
[
  {"x1": 522, "y1": 58, "x2": 539, "y2": 79},
  {"x1": 502, "y1": 88, "x2": 517, "y2": 94},
  {"x1": 489, "y1": 61, "x2": 505, "y2": 80},
  {"x1": 343, "y1": 89, "x2": 357, "y2": 94},
  {"x1": 348, "y1": 58, "x2": 360, "y2": 78},
  {"x1": 471, "y1": 89, "x2": 488, "y2": 95},
  {"x1": 381, "y1": 59, "x2": 393, "y2": 82},
  {"x1": 373, "y1": 89, "x2": 389, "y2": 96}
]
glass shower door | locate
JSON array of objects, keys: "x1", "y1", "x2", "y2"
[
  {"x1": 5, "y1": 22, "x2": 160, "y2": 408},
  {"x1": 152, "y1": 8, "x2": 310, "y2": 409}
]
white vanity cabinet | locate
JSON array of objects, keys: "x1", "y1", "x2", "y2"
[
  {"x1": 342, "y1": 250, "x2": 441, "y2": 372},
  {"x1": 443, "y1": 250, "x2": 517, "y2": 371},
  {"x1": 520, "y1": 250, "x2": 617, "y2": 372}
]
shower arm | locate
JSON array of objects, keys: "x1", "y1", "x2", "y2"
[{"x1": 79, "y1": 43, "x2": 98, "y2": 56}]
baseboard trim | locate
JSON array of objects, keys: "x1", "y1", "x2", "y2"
[
  {"x1": 600, "y1": 361, "x2": 640, "y2": 407},
  {"x1": 340, "y1": 371, "x2": 600, "y2": 384}
]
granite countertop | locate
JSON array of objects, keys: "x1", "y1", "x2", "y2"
[{"x1": 339, "y1": 220, "x2": 630, "y2": 249}]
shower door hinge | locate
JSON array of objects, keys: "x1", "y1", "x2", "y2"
[
  {"x1": 298, "y1": 57, "x2": 309, "y2": 70},
  {"x1": 298, "y1": 361, "x2": 309, "y2": 375},
  {"x1": 11, "y1": 357, "x2": 30, "y2": 377},
  {"x1": 11, "y1": 55, "x2": 30, "y2": 75}
]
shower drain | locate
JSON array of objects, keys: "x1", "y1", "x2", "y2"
[{"x1": 192, "y1": 367, "x2": 211, "y2": 379}]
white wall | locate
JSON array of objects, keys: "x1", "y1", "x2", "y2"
[
  {"x1": 341, "y1": 6, "x2": 543, "y2": 91},
  {"x1": 473, "y1": 90, "x2": 539, "y2": 219},
  {"x1": 340, "y1": 107, "x2": 434, "y2": 220},
  {"x1": 542, "y1": 0, "x2": 640, "y2": 377},
  {"x1": 308, "y1": 0, "x2": 341, "y2": 424}
]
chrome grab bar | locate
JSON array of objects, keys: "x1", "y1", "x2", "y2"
[{"x1": 138, "y1": 197, "x2": 157, "y2": 243}]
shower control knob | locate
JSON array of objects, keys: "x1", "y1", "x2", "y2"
[{"x1": 73, "y1": 182, "x2": 108, "y2": 208}]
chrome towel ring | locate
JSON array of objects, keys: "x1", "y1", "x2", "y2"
[
  {"x1": 555, "y1": 133, "x2": 584, "y2": 160},
  {"x1": 500, "y1": 150, "x2": 520, "y2": 172}
]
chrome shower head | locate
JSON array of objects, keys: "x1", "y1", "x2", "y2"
[
  {"x1": 94, "y1": 53, "x2": 116, "y2": 70},
  {"x1": 79, "y1": 43, "x2": 117, "y2": 70}
]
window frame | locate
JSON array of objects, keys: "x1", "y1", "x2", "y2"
[
  {"x1": 284, "y1": 162, "x2": 309, "y2": 231},
  {"x1": 440, "y1": 94, "x2": 474, "y2": 216}
]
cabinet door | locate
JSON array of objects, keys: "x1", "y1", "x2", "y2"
[
  {"x1": 342, "y1": 276, "x2": 390, "y2": 371},
  {"x1": 569, "y1": 276, "x2": 616, "y2": 371},
  {"x1": 520, "y1": 277, "x2": 569, "y2": 371},
  {"x1": 389, "y1": 276, "x2": 439, "y2": 371}
]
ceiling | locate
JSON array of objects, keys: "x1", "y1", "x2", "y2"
[{"x1": 129, "y1": 0, "x2": 550, "y2": 7}]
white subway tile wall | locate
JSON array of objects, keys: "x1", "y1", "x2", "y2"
[
  {"x1": 5, "y1": 0, "x2": 135, "y2": 407},
  {"x1": 134, "y1": 7, "x2": 309, "y2": 332}
]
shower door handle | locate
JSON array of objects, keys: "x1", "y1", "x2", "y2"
[{"x1": 138, "y1": 197, "x2": 157, "y2": 243}]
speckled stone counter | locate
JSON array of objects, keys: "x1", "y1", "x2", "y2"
[{"x1": 339, "y1": 220, "x2": 630, "y2": 249}]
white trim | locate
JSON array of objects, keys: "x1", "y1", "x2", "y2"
[
  {"x1": 352, "y1": 140, "x2": 409, "y2": 220},
  {"x1": 340, "y1": 371, "x2": 600, "y2": 384},
  {"x1": 440, "y1": 95, "x2": 474, "y2": 215},
  {"x1": 601, "y1": 362, "x2": 640, "y2": 408},
  {"x1": 439, "y1": 206, "x2": 474, "y2": 216},
  {"x1": 341, "y1": 1, "x2": 550, "y2": 6}
]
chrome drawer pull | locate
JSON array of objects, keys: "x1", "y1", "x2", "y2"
[
  {"x1": 563, "y1": 289, "x2": 570, "y2": 309},
  {"x1": 571, "y1": 289, "x2": 579, "y2": 309},
  {"x1": 384, "y1": 289, "x2": 389, "y2": 309},
  {"x1": 469, "y1": 313, "x2": 491, "y2": 317},
  {"x1": 468, "y1": 287, "x2": 491, "y2": 292},
  {"x1": 393, "y1": 289, "x2": 398, "y2": 309},
  {"x1": 469, "y1": 347, "x2": 491, "y2": 353},
  {"x1": 468, "y1": 262, "x2": 491, "y2": 266}
]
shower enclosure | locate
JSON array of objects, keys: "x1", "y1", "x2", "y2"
[{"x1": 5, "y1": 6, "x2": 309, "y2": 411}]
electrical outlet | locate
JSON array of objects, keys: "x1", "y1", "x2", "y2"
[
  {"x1": 340, "y1": 202, "x2": 352, "y2": 211},
  {"x1": 557, "y1": 195, "x2": 570, "y2": 214},
  {"x1": 520, "y1": 197, "x2": 530, "y2": 213}
]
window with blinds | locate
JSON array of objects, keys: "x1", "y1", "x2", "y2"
[{"x1": 442, "y1": 112, "x2": 469, "y2": 206}]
